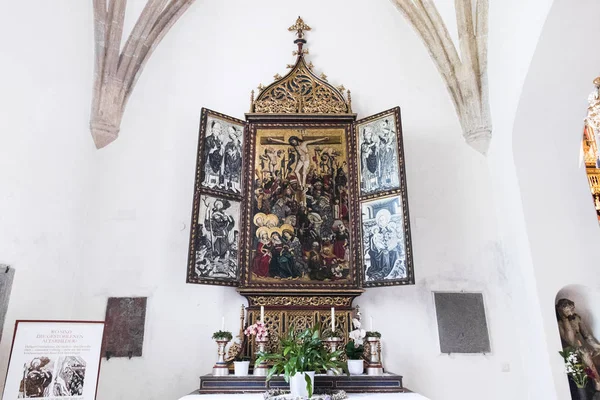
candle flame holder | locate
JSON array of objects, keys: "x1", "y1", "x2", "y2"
[
  {"x1": 213, "y1": 339, "x2": 230, "y2": 376},
  {"x1": 254, "y1": 339, "x2": 269, "y2": 376},
  {"x1": 365, "y1": 337, "x2": 383, "y2": 375},
  {"x1": 325, "y1": 337, "x2": 344, "y2": 376}
]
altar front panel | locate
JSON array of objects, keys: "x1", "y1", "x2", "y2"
[{"x1": 179, "y1": 393, "x2": 430, "y2": 400}]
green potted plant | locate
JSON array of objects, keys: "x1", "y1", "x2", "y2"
[
  {"x1": 322, "y1": 328, "x2": 344, "y2": 339},
  {"x1": 233, "y1": 355, "x2": 251, "y2": 376},
  {"x1": 211, "y1": 330, "x2": 233, "y2": 376},
  {"x1": 211, "y1": 330, "x2": 233, "y2": 341},
  {"x1": 256, "y1": 324, "x2": 346, "y2": 397},
  {"x1": 559, "y1": 347, "x2": 594, "y2": 400},
  {"x1": 365, "y1": 331, "x2": 381, "y2": 339}
]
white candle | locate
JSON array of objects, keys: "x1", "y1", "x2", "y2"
[
  {"x1": 331, "y1": 307, "x2": 335, "y2": 331},
  {"x1": 260, "y1": 306, "x2": 265, "y2": 322},
  {"x1": 221, "y1": 316, "x2": 225, "y2": 331},
  {"x1": 370, "y1": 316, "x2": 373, "y2": 331}
]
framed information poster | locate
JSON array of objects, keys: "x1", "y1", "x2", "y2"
[{"x1": 2, "y1": 320, "x2": 105, "y2": 399}]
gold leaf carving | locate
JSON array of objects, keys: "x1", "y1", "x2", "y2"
[
  {"x1": 253, "y1": 59, "x2": 349, "y2": 114},
  {"x1": 249, "y1": 296, "x2": 352, "y2": 307}
]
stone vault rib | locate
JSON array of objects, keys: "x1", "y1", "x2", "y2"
[
  {"x1": 390, "y1": 0, "x2": 491, "y2": 155},
  {"x1": 91, "y1": 0, "x2": 195, "y2": 149}
]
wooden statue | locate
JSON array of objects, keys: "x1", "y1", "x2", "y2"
[{"x1": 557, "y1": 298, "x2": 600, "y2": 390}]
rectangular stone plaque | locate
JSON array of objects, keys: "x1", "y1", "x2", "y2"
[
  {"x1": 434, "y1": 292, "x2": 491, "y2": 354},
  {"x1": 102, "y1": 297, "x2": 147, "y2": 358},
  {"x1": 0, "y1": 265, "x2": 14, "y2": 343}
]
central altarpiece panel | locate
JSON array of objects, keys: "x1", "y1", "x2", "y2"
[{"x1": 186, "y1": 17, "x2": 414, "y2": 365}]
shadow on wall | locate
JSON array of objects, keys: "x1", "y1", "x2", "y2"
[{"x1": 556, "y1": 285, "x2": 600, "y2": 400}]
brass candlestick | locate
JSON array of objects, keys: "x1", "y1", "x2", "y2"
[
  {"x1": 254, "y1": 339, "x2": 269, "y2": 376},
  {"x1": 213, "y1": 339, "x2": 230, "y2": 376},
  {"x1": 366, "y1": 337, "x2": 383, "y2": 376}
]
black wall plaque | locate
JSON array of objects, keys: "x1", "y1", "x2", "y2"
[
  {"x1": 434, "y1": 292, "x2": 490, "y2": 354},
  {"x1": 0, "y1": 265, "x2": 14, "y2": 343},
  {"x1": 102, "y1": 297, "x2": 147, "y2": 358}
]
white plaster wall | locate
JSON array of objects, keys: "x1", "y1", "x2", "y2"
[
  {"x1": 0, "y1": 1, "x2": 544, "y2": 400},
  {"x1": 485, "y1": 1, "x2": 557, "y2": 399},
  {"x1": 0, "y1": 0, "x2": 96, "y2": 390},
  {"x1": 511, "y1": 1, "x2": 600, "y2": 398},
  {"x1": 80, "y1": 1, "x2": 526, "y2": 399}
]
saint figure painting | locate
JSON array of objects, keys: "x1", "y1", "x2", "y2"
[
  {"x1": 200, "y1": 115, "x2": 244, "y2": 194},
  {"x1": 194, "y1": 194, "x2": 241, "y2": 281},
  {"x1": 360, "y1": 195, "x2": 412, "y2": 285},
  {"x1": 356, "y1": 111, "x2": 401, "y2": 197}
]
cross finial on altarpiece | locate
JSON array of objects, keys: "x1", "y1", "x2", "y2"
[
  {"x1": 289, "y1": 16, "x2": 310, "y2": 56},
  {"x1": 288, "y1": 16, "x2": 311, "y2": 39}
]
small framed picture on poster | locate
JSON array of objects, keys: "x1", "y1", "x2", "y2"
[{"x1": 2, "y1": 320, "x2": 105, "y2": 400}]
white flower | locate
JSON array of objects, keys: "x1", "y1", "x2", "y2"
[{"x1": 349, "y1": 328, "x2": 366, "y2": 346}]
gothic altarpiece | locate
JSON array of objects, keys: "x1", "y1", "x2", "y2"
[{"x1": 186, "y1": 17, "x2": 415, "y2": 363}]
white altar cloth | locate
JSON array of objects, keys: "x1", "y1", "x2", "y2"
[{"x1": 179, "y1": 394, "x2": 429, "y2": 400}]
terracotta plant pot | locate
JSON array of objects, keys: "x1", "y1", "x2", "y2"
[
  {"x1": 289, "y1": 371, "x2": 315, "y2": 397},
  {"x1": 347, "y1": 359, "x2": 364, "y2": 375}
]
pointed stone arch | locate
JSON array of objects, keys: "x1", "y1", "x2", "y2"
[
  {"x1": 90, "y1": 0, "x2": 195, "y2": 149},
  {"x1": 389, "y1": 0, "x2": 491, "y2": 155}
]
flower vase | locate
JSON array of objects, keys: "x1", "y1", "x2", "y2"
[
  {"x1": 254, "y1": 339, "x2": 269, "y2": 376},
  {"x1": 347, "y1": 359, "x2": 364, "y2": 375},
  {"x1": 577, "y1": 387, "x2": 589, "y2": 400},
  {"x1": 325, "y1": 337, "x2": 343, "y2": 376},
  {"x1": 366, "y1": 337, "x2": 384, "y2": 375},
  {"x1": 212, "y1": 339, "x2": 230, "y2": 376},
  {"x1": 290, "y1": 371, "x2": 315, "y2": 397},
  {"x1": 233, "y1": 361, "x2": 250, "y2": 376}
]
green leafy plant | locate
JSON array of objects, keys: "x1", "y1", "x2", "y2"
[
  {"x1": 322, "y1": 328, "x2": 344, "y2": 338},
  {"x1": 256, "y1": 324, "x2": 347, "y2": 397},
  {"x1": 560, "y1": 347, "x2": 595, "y2": 388},
  {"x1": 212, "y1": 330, "x2": 233, "y2": 341},
  {"x1": 365, "y1": 331, "x2": 381, "y2": 338},
  {"x1": 345, "y1": 340, "x2": 364, "y2": 360}
]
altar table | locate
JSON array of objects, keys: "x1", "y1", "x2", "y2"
[{"x1": 179, "y1": 394, "x2": 430, "y2": 400}]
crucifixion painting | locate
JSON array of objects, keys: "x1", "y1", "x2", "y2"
[
  {"x1": 266, "y1": 135, "x2": 329, "y2": 189},
  {"x1": 249, "y1": 128, "x2": 353, "y2": 285}
]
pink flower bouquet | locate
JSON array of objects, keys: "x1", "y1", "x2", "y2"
[{"x1": 244, "y1": 320, "x2": 269, "y2": 342}]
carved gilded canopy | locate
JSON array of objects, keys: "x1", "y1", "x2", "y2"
[
  {"x1": 249, "y1": 17, "x2": 352, "y2": 115},
  {"x1": 251, "y1": 56, "x2": 352, "y2": 115}
]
